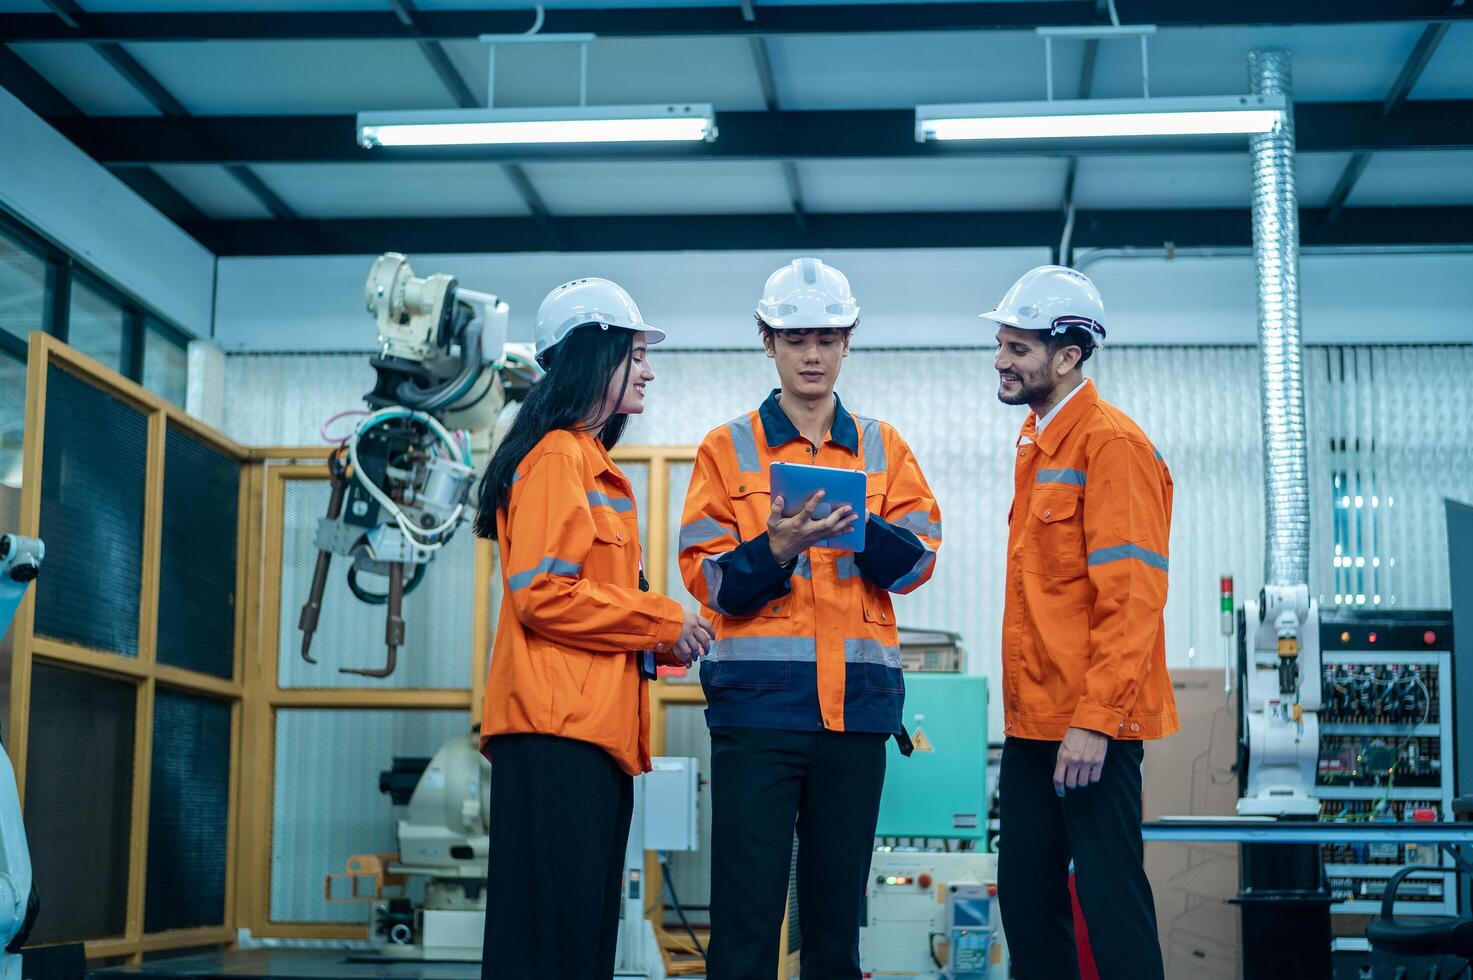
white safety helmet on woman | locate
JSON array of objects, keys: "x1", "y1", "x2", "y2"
[
  {"x1": 533, "y1": 277, "x2": 666, "y2": 366},
  {"x1": 979, "y1": 265, "x2": 1106, "y2": 349},
  {"x1": 755, "y1": 257, "x2": 860, "y2": 330}
]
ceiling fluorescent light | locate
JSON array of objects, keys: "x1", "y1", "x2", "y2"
[
  {"x1": 915, "y1": 96, "x2": 1284, "y2": 142},
  {"x1": 358, "y1": 104, "x2": 717, "y2": 148}
]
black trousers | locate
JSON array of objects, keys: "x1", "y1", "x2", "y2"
[
  {"x1": 481, "y1": 734, "x2": 633, "y2": 980},
  {"x1": 705, "y1": 727, "x2": 887, "y2": 980},
  {"x1": 997, "y1": 737, "x2": 1164, "y2": 980}
]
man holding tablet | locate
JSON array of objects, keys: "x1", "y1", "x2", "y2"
[{"x1": 679, "y1": 257, "x2": 942, "y2": 980}]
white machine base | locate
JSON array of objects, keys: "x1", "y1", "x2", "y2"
[
  {"x1": 861, "y1": 850, "x2": 1009, "y2": 980},
  {"x1": 1237, "y1": 796, "x2": 1321, "y2": 818}
]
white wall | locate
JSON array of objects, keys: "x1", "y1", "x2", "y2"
[
  {"x1": 0, "y1": 88, "x2": 216, "y2": 337},
  {"x1": 1085, "y1": 251, "x2": 1473, "y2": 345},
  {"x1": 213, "y1": 247, "x2": 1473, "y2": 352},
  {"x1": 224, "y1": 342, "x2": 1473, "y2": 740},
  {"x1": 213, "y1": 247, "x2": 1051, "y2": 351}
]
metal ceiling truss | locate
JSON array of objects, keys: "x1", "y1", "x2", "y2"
[
  {"x1": 45, "y1": 101, "x2": 1473, "y2": 167},
  {"x1": 2, "y1": 1, "x2": 1469, "y2": 42},
  {"x1": 188, "y1": 206, "x2": 1473, "y2": 256}
]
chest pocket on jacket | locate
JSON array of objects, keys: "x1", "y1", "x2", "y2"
[
  {"x1": 1024, "y1": 488, "x2": 1085, "y2": 577},
  {"x1": 758, "y1": 597, "x2": 793, "y2": 619},
  {"x1": 728, "y1": 477, "x2": 771, "y2": 540},
  {"x1": 591, "y1": 510, "x2": 629, "y2": 548}
]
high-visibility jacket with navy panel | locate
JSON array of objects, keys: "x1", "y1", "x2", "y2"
[
  {"x1": 679, "y1": 389, "x2": 941, "y2": 734},
  {"x1": 481, "y1": 428, "x2": 685, "y2": 776},
  {"x1": 1003, "y1": 379, "x2": 1178, "y2": 742}
]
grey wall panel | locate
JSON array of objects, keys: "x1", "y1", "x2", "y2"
[{"x1": 270, "y1": 708, "x2": 468, "y2": 923}]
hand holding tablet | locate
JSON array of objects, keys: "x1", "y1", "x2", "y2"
[{"x1": 767, "y1": 461, "x2": 868, "y2": 560}]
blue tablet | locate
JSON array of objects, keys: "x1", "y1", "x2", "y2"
[{"x1": 769, "y1": 461, "x2": 867, "y2": 553}]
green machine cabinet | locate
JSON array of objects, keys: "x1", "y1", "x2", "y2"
[{"x1": 876, "y1": 674, "x2": 989, "y2": 840}]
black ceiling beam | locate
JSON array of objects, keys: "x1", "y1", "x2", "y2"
[
  {"x1": 502, "y1": 162, "x2": 568, "y2": 251},
  {"x1": 25, "y1": 0, "x2": 301, "y2": 225},
  {"x1": 1312, "y1": 0, "x2": 1462, "y2": 240},
  {"x1": 747, "y1": 20, "x2": 808, "y2": 232},
  {"x1": 386, "y1": 0, "x2": 478, "y2": 109},
  {"x1": 112, "y1": 167, "x2": 208, "y2": 225},
  {"x1": 3, "y1": 1, "x2": 1469, "y2": 42},
  {"x1": 185, "y1": 206, "x2": 1473, "y2": 257},
  {"x1": 1057, "y1": 30, "x2": 1102, "y2": 265},
  {"x1": 0, "y1": 44, "x2": 81, "y2": 117},
  {"x1": 54, "y1": 101, "x2": 1473, "y2": 168}
]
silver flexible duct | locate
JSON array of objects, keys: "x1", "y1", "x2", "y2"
[{"x1": 1249, "y1": 48, "x2": 1309, "y2": 587}]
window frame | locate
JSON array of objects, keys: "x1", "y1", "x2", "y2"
[{"x1": 0, "y1": 207, "x2": 191, "y2": 389}]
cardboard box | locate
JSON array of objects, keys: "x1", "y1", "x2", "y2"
[{"x1": 1142, "y1": 670, "x2": 1242, "y2": 980}]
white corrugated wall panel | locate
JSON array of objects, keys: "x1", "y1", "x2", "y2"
[{"x1": 225, "y1": 345, "x2": 1471, "y2": 738}]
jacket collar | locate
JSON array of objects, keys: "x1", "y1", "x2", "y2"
[
  {"x1": 572, "y1": 428, "x2": 626, "y2": 486},
  {"x1": 759, "y1": 388, "x2": 860, "y2": 455},
  {"x1": 1030, "y1": 378, "x2": 1098, "y2": 456}
]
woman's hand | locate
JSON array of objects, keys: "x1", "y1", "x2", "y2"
[{"x1": 656, "y1": 608, "x2": 715, "y2": 665}]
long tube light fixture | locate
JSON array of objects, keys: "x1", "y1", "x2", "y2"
[
  {"x1": 915, "y1": 95, "x2": 1284, "y2": 143},
  {"x1": 358, "y1": 104, "x2": 717, "y2": 148}
]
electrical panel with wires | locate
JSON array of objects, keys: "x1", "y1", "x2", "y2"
[{"x1": 1316, "y1": 610, "x2": 1457, "y2": 922}]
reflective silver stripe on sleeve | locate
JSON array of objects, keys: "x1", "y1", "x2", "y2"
[
  {"x1": 889, "y1": 545, "x2": 937, "y2": 593},
  {"x1": 1087, "y1": 543, "x2": 1169, "y2": 572},
  {"x1": 508, "y1": 556, "x2": 583, "y2": 592},
  {"x1": 793, "y1": 554, "x2": 811, "y2": 579},
  {"x1": 701, "y1": 556, "x2": 731, "y2": 615},
  {"x1": 895, "y1": 510, "x2": 942, "y2": 540},
  {"x1": 679, "y1": 516, "x2": 738, "y2": 551}
]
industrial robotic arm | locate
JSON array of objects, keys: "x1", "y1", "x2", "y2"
[
  {"x1": 1239, "y1": 583, "x2": 1323, "y2": 816},
  {"x1": 298, "y1": 254, "x2": 540, "y2": 676}
]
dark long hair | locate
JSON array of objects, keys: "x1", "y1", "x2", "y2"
[{"x1": 474, "y1": 326, "x2": 635, "y2": 539}]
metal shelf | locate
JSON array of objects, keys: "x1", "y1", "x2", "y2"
[
  {"x1": 1315, "y1": 786, "x2": 1447, "y2": 800},
  {"x1": 1333, "y1": 899, "x2": 1451, "y2": 915},
  {"x1": 1320, "y1": 723, "x2": 1441, "y2": 736},
  {"x1": 1325, "y1": 864, "x2": 1453, "y2": 876}
]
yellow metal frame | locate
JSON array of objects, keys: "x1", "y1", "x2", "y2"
[
  {"x1": 9, "y1": 335, "x2": 252, "y2": 963},
  {"x1": 8, "y1": 352, "x2": 768, "y2": 966},
  {"x1": 244, "y1": 461, "x2": 488, "y2": 938}
]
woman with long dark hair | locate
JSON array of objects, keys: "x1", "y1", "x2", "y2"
[{"x1": 476, "y1": 278, "x2": 714, "y2": 980}]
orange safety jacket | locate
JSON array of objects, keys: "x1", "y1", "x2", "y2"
[
  {"x1": 680, "y1": 389, "x2": 941, "y2": 735},
  {"x1": 1003, "y1": 379, "x2": 1178, "y2": 742},
  {"x1": 481, "y1": 428, "x2": 685, "y2": 776}
]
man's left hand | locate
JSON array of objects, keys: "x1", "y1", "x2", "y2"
[{"x1": 1053, "y1": 727, "x2": 1108, "y2": 796}]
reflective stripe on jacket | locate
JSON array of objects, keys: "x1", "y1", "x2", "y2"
[
  {"x1": 680, "y1": 389, "x2": 941, "y2": 734},
  {"x1": 1003, "y1": 379, "x2": 1178, "y2": 741},
  {"x1": 482, "y1": 428, "x2": 684, "y2": 775}
]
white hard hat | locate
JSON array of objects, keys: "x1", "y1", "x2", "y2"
[
  {"x1": 980, "y1": 265, "x2": 1106, "y2": 349},
  {"x1": 534, "y1": 277, "x2": 666, "y2": 363},
  {"x1": 755, "y1": 257, "x2": 860, "y2": 330}
]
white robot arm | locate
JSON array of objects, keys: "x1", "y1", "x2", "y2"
[
  {"x1": 298, "y1": 255, "x2": 541, "y2": 677},
  {"x1": 1, "y1": 534, "x2": 42, "y2": 980}
]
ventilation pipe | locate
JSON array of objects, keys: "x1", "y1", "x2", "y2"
[{"x1": 1249, "y1": 47, "x2": 1310, "y2": 587}]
